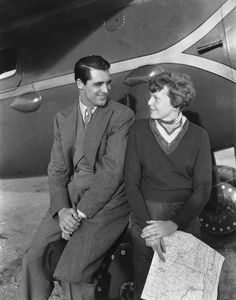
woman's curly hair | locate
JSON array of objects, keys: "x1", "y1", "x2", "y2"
[{"x1": 148, "y1": 71, "x2": 196, "y2": 109}]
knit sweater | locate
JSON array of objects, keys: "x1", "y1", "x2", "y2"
[{"x1": 125, "y1": 118, "x2": 212, "y2": 230}]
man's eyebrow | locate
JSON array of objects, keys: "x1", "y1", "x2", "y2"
[{"x1": 94, "y1": 79, "x2": 112, "y2": 84}]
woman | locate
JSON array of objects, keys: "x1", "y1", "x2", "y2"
[{"x1": 125, "y1": 71, "x2": 212, "y2": 299}]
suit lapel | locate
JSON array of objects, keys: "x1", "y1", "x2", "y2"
[
  {"x1": 73, "y1": 108, "x2": 85, "y2": 166},
  {"x1": 61, "y1": 100, "x2": 78, "y2": 171},
  {"x1": 84, "y1": 101, "x2": 113, "y2": 167}
]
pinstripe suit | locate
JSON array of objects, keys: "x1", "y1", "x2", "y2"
[{"x1": 19, "y1": 99, "x2": 134, "y2": 300}]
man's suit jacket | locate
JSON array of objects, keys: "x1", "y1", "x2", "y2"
[{"x1": 47, "y1": 99, "x2": 134, "y2": 283}]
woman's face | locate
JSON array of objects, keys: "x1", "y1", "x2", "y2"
[{"x1": 148, "y1": 85, "x2": 179, "y2": 120}]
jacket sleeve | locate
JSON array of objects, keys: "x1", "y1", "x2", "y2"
[
  {"x1": 124, "y1": 124, "x2": 151, "y2": 229},
  {"x1": 48, "y1": 114, "x2": 71, "y2": 217},
  {"x1": 171, "y1": 131, "x2": 212, "y2": 229},
  {"x1": 77, "y1": 108, "x2": 135, "y2": 218}
]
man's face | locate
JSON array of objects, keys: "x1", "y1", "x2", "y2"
[
  {"x1": 79, "y1": 68, "x2": 112, "y2": 107},
  {"x1": 148, "y1": 85, "x2": 178, "y2": 120}
]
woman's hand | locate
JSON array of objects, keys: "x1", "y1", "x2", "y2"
[
  {"x1": 142, "y1": 220, "x2": 178, "y2": 239},
  {"x1": 145, "y1": 236, "x2": 166, "y2": 262}
]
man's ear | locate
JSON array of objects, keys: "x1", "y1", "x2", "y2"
[{"x1": 76, "y1": 79, "x2": 84, "y2": 89}]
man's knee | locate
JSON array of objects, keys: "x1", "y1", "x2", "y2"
[{"x1": 22, "y1": 246, "x2": 42, "y2": 271}]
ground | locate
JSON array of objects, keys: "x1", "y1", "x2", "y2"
[{"x1": 0, "y1": 177, "x2": 64, "y2": 300}]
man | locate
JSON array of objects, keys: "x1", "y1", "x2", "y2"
[{"x1": 19, "y1": 55, "x2": 134, "y2": 300}]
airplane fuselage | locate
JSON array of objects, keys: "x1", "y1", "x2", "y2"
[{"x1": 0, "y1": 0, "x2": 235, "y2": 178}]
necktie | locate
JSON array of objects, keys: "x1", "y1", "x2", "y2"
[{"x1": 84, "y1": 107, "x2": 93, "y2": 127}]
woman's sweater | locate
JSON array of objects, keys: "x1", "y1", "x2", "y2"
[{"x1": 125, "y1": 118, "x2": 212, "y2": 230}]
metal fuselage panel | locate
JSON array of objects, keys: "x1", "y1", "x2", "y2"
[{"x1": 0, "y1": 0, "x2": 235, "y2": 178}]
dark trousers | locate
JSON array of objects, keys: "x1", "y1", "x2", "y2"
[
  {"x1": 130, "y1": 222, "x2": 154, "y2": 300},
  {"x1": 18, "y1": 210, "x2": 95, "y2": 300}
]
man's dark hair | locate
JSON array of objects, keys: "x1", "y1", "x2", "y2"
[
  {"x1": 74, "y1": 55, "x2": 110, "y2": 84},
  {"x1": 148, "y1": 71, "x2": 196, "y2": 109}
]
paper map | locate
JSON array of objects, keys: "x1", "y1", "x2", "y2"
[{"x1": 141, "y1": 231, "x2": 224, "y2": 300}]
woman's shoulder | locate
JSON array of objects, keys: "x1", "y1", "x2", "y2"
[
  {"x1": 188, "y1": 121, "x2": 210, "y2": 140},
  {"x1": 131, "y1": 118, "x2": 149, "y2": 131},
  {"x1": 129, "y1": 119, "x2": 150, "y2": 138}
]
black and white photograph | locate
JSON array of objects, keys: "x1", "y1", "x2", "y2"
[{"x1": 0, "y1": 1, "x2": 236, "y2": 299}]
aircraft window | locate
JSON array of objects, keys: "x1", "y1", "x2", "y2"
[{"x1": 0, "y1": 46, "x2": 17, "y2": 80}]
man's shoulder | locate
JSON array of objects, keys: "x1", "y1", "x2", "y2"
[
  {"x1": 109, "y1": 100, "x2": 134, "y2": 115},
  {"x1": 108, "y1": 100, "x2": 135, "y2": 125},
  {"x1": 55, "y1": 103, "x2": 75, "y2": 120}
]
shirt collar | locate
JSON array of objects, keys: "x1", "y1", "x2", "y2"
[{"x1": 79, "y1": 98, "x2": 97, "y2": 121}]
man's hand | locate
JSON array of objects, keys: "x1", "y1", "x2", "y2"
[
  {"x1": 141, "y1": 220, "x2": 178, "y2": 239},
  {"x1": 145, "y1": 236, "x2": 166, "y2": 262},
  {"x1": 58, "y1": 208, "x2": 81, "y2": 238}
]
